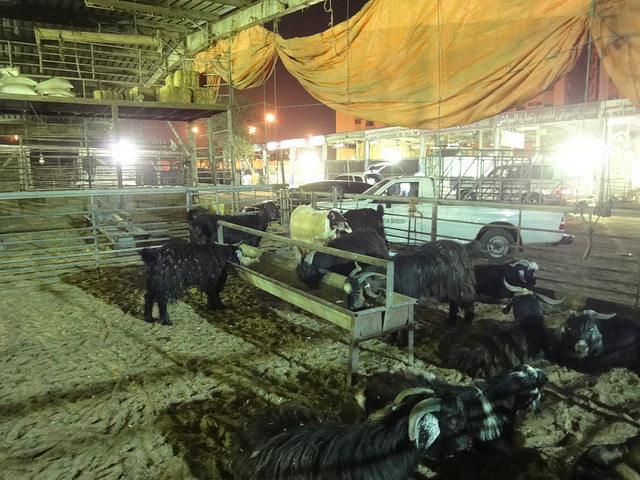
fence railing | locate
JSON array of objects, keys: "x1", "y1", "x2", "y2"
[
  {"x1": 305, "y1": 188, "x2": 640, "y2": 308},
  {"x1": 2, "y1": 184, "x2": 639, "y2": 309},
  {"x1": 0, "y1": 184, "x2": 281, "y2": 285}
]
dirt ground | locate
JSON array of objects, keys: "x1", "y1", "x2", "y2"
[{"x1": 1, "y1": 260, "x2": 640, "y2": 480}]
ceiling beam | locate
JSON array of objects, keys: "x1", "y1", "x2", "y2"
[
  {"x1": 126, "y1": 19, "x2": 193, "y2": 34},
  {"x1": 85, "y1": 0, "x2": 220, "y2": 22},
  {"x1": 186, "y1": 0, "x2": 323, "y2": 51},
  {"x1": 203, "y1": 0, "x2": 251, "y2": 7},
  {"x1": 143, "y1": 0, "x2": 324, "y2": 88}
]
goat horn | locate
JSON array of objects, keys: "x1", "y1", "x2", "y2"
[
  {"x1": 355, "y1": 272, "x2": 386, "y2": 284},
  {"x1": 510, "y1": 259, "x2": 539, "y2": 271},
  {"x1": 534, "y1": 292, "x2": 565, "y2": 305},
  {"x1": 304, "y1": 251, "x2": 316, "y2": 265},
  {"x1": 364, "y1": 285, "x2": 381, "y2": 298},
  {"x1": 583, "y1": 310, "x2": 617, "y2": 320},
  {"x1": 408, "y1": 398, "x2": 442, "y2": 445},
  {"x1": 293, "y1": 248, "x2": 302, "y2": 264},
  {"x1": 503, "y1": 278, "x2": 530, "y2": 294},
  {"x1": 348, "y1": 263, "x2": 362, "y2": 277},
  {"x1": 393, "y1": 387, "x2": 435, "y2": 406}
]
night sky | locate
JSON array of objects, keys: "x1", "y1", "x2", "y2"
[{"x1": 236, "y1": 0, "x2": 369, "y2": 141}]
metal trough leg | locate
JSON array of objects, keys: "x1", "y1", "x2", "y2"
[
  {"x1": 347, "y1": 331, "x2": 360, "y2": 386},
  {"x1": 407, "y1": 306, "x2": 415, "y2": 365}
]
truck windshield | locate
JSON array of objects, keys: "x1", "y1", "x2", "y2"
[{"x1": 363, "y1": 178, "x2": 391, "y2": 194}]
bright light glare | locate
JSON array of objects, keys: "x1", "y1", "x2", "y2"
[
  {"x1": 248, "y1": 126, "x2": 257, "y2": 134},
  {"x1": 192, "y1": 126, "x2": 199, "y2": 134},
  {"x1": 381, "y1": 147, "x2": 402, "y2": 163},
  {"x1": 111, "y1": 141, "x2": 138, "y2": 165},
  {"x1": 299, "y1": 151, "x2": 320, "y2": 168},
  {"x1": 265, "y1": 113, "x2": 275, "y2": 123},
  {"x1": 555, "y1": 137, "x2": 604, "y2": 178}
]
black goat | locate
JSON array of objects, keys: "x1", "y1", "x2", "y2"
[
  {"x1": 295, "y1": 227, "x2": 389, "y2": 288},
  {"x1": 357, "y1": 365, "x2": 548, "y2": 461},
  {"x1": 231, "y1": 389, "x2": 464, "y2": 480},
  {"x1": 343, "y1": 240, "x2": 478, "y2": 322},
  {"x1": 569, "y1": 434, "x2": 640, "y2": 480},
  {"x1": 140, "y1": 240, "x2": 241, "y2": 325},
  {"x1": 344, "y1": 205, "x2": 386, "y2": 240},
  {"x1": 187, "y1": 206, "x2": 269, "y2": 246},
  {"x1": 551, "y1": 310, "x2": 640, "y2": 374},
  {"x1": 474, "y1": 259, "x2": 538, "y2": 303},
  {"x1": 438, "y1": 283, "x2": 563, "y2": 378}
]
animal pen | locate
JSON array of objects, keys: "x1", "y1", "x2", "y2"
[{"x1": 2, "y1": 1, "x2": 640, "y2": 478}]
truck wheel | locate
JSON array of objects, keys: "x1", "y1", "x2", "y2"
[{"x1": 479, "y1": 228, "x2": 515, "y2": 258}]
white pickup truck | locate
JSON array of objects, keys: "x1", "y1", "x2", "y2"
[{"x1": 330, "y1": 175, "x2": 572, "y2": 258}]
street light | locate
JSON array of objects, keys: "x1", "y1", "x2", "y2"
[
  {"x1": 265, "y1": 113, "x2": 275, "y2": 123},
  {"x1": 248, "y1": 126, "x2": 257, "y2": 135}
]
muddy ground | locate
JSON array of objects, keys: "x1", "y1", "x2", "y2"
[{"x1": 1, "y1": 259, "x2": 640, "y2": 480}]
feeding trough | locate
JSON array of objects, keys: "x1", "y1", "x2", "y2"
[{"x1": 217, "y1": 221, "x2": 417, "y2": 385}]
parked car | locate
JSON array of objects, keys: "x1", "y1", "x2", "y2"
[
  {"x1": 322, "y1": 175, "x2": 573, "y2": 258},
  {"x1": 365, "y1": 161, "x2": 406, "y2": 178},
  {"x1": 335, "y1": 172, "x2": 384, "y2": 185}
]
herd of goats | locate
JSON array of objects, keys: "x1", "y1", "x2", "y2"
[{"x1": 138, "y1": 202, "x2": 640, "y2": 480}]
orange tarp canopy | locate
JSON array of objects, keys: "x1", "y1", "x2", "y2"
[{"x1": 193, "y1": 0, "x2": 640, "y2": 129}]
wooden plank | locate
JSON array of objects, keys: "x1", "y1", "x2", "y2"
[
  {"x1": 231, "y1": 264, "x2": 355, "y2": 331},
  {"x1": 222, "y1": 221, "x2": 390, "y2": 268},
  {"x1": 34, "y1": 27, "x2": 162, "y2": 48}
]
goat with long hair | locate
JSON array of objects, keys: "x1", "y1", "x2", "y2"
[
  {"x1": 343, "y1": 240, "x2": 479, "y2": 323},
  {"x1": 140, "y1": 240, "x2": 241, "y2": 325},
  {"x1": 231, "y1": 388, "x2": 465, "y2": 480}
]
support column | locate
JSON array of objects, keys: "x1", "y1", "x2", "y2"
[
  {"x1": 290, "y1": 147, "x2": 296, "y2": 186},
  {"x1": 111, "y1": 104, "x2": 124, "y2": 208},
  {"x1": 418, "y1": 135, "x2": 426, "y2": 174},
  {"x1": 321, "y1": 142, "x2": 328, "y2": 181},
  {"x1": 187, "y1": 121, "x2": 198, "y2": 187},
  {"x1": 17, "y1": 130, "x2": 32, "y2": 191},
  {"x1": 364, "y1": 140, "x2": 370, "y2": 171},
  {"x1": 207, "y1": 116, "x2": 218, "y2": 186}
]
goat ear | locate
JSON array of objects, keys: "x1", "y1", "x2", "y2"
[
  {"x1": 408, "y1": 398, "x2": 442, "y2": 449},
  {"x1": 293, "y1": 248, "x2": 302, "y2": 264}
]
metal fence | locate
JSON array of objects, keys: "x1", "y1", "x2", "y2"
[
  {"x1": 2, "y1": 183, "x2": 639, "y2": 310},
  {"x1": 0, "y1": 184, "x2": 282, "y2": 286},
  {"x1": 308, "y1": 189, "x2": 640, "y2": 309}
]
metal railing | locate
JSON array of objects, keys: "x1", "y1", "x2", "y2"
[
  {"x1": 216, "y1": 220, "x2": 400, "y2": 314},
  {"x1": 0, "y1": 184, "x2": 281, "y2": 286},
  {"x1": 2, "y1": 182, "x2": 639, "y2": 310},
  {"x1": 304, "y1": 188, "x2": 640, "y2": 309}
]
